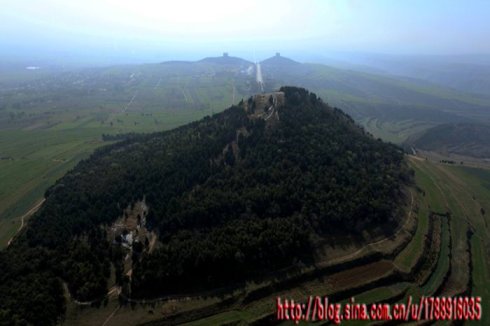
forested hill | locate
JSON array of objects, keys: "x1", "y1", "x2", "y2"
[{"x1": 0, "y1": 87, "x2": 412, "y2": 325}]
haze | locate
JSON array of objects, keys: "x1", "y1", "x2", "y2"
[{"x1": 1, "y1": 0, "x2": 490, "y2": 65}]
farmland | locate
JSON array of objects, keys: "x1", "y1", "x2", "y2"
[
  {"x1": 0, "y1": 108, "x2": 225, "y2": 248},
  {"x1": 0, "y1": 58, "x2": 258, "y2": 248}
]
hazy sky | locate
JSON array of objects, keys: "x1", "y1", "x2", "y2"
[{"x1": 1, "y1": 0, "x2": 490, "y2": 64}]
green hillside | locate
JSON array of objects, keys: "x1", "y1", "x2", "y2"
[{"x1": 409, "y1": 122, "x2": 490, "y2": 158}]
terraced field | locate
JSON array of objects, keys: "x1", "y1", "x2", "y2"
[
  {"x1": 360, "y1": 118, "x2": 435, "y2": 144},
  {"x1": 402, "y1": 158, "x2": 490, "y2": 323},
  {"x1": 60, "y1": 155, "x2": 490, "y2": 326}
]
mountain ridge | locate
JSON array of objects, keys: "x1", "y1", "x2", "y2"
[
  {"x1": 261, "y1": 53, "x2": 300, "y2": 66},
  {"x1": 198, "y1": 54, "x2": 252, "y2": 65}
]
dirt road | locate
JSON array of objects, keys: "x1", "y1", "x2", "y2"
[{"x1": 6, "y1": 198, "x2": 45, "y2": 247}]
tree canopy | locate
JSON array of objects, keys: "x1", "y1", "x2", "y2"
[{"x1": 0, "y1": 87, "x2": 412, "y2": 324}]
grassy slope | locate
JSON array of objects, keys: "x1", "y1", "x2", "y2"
[
  {"x1": 421, "y1": 216, "x2": 450, "y2": 295},
  {"x1": 410, "y1": 123, "x2": 490, "y2": 158},
  {"x1": 450, "y1": 166, "x2": 490, "y2": 323},
  {"x1": 394, "y1": 190, "x2": 429, "y2": 272}
]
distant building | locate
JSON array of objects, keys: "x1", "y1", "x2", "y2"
[
  {"x1": 223, "y1": 52, "x2": 229, "y2": 57},
  {"x1": 276, "y1": 52, "x2": 280, "y2": 57}
]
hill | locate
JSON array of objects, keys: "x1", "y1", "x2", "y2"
[
  {"x1": 409, "y1": 122, "x2": 490, "y2": 158},
  {"x1": 261, "y1": 53, "x2": 300, "y2": 66},
  {"x1": 199, "y1": 53, "x2": 252, "y2": 66},
  {"x1": 0, "y1": 87, "x2": 412, "y2": 325}
]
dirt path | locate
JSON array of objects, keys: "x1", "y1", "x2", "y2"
[
  {"x1": 181, "y1": 88, "x2": 190, "y2": 103},
  {"x1": 122, "y1": 92, "x2": 137, "y2": 113},
  {"x1": 154, "y1": 78, "x2": 162, "y2": 89},
  {"x1": 329, "y1": 189, "x2": 414, "y2": 264},
  {"x1": 148, "y1": 232, "x2": 157, "y2": 254},
  {"x1": 6, "y1": 198, "x2": 45, "y2": 247},
  {"x1": 101, "y1": 306, "x2": 120, "y2": 326}
]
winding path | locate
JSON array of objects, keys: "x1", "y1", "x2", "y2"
[{"x1": 6, "y1": 198, "x2": 45, "y2": 247}]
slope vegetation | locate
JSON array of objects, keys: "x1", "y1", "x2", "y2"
[
  {"x1": 0, "y1": 87, "x2": 411, "y2": 325},
  {"x1": 409, "y1": 122, "x2": 490, "y2": 158}
]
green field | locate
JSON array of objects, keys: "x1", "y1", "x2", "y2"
[
  {"x1": 0, "y1": 59, "x2": 262, "y2": 249},
  {"x1": 394, "y1": 190, "x2": 430, "y2": 271},
  {"x1": 421, "y1": 216, "x2": 450, "y2": 295},
  {"x1": 0, "y1": 108, "x2": 217, "y2": 248},
  {"x1": 407, "y1": 158, "x2": 490, "y2": 324}
]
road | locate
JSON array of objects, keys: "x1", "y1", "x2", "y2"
[
  {"x1": 6, "y1": 198, "x2": 45, "y2": 247},
  {"x1": 122, "y1": 92, "x2": 137, "y2": 113},
  {"x1": 256, "y1": 62, "x2": 264, "y2": 92},
  {"x1": 101, "y1": 306, "x2": 120, "y2": 326}
]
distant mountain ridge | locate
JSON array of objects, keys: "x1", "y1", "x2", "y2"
[
  {"x1": 159, "y1": 53, "x2": 298, "y2": 66},
  {"x1": 261, "y1": 53, "x2": 300, "y2": 66},
  {"x1": 317, "y1": 53, "x2": 490, "y2": 95},
  {"x1": 199, "y1": 53, "x2": 252, "y2": 65},
  {"x1": 4, "y1": 52, "x2": 490, "y2": 144}
]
